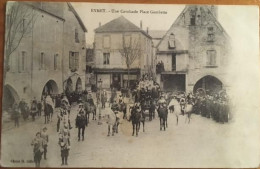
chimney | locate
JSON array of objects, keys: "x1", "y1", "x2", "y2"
[
  {"x1": 99, "y1": 22, "x2": 101, "y2": 27},
  {"x1": 140, "y1": 20, "x2": 143, "y2": 29},
  {"x1": 146, "y1": 27, "x2": 149, "y2": 34}
]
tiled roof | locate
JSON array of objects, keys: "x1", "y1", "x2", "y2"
[{"x1": 95, "y1": 16, "x2": 151, "y2": 38}]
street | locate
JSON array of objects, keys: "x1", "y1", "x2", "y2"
[{"x1": 1, "y1": 96, "x2": 245, "y2": 168}]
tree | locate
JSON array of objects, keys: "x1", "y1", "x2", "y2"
[
  {"x1": 119, "y1": 34, "x2": 141, "y2": 89},
  {"x1": 4, "y1": 2, "x2": 36, "y2": 83}
]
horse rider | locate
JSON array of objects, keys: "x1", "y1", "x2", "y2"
[
  {"x1": 31, "y1": 98, "x2": 38, "y2": 121},
  {"x1": 31, "y1": 132, "x2": 44, "y2": 167},
  {"x1": 180, "y1": 97, "x2": 186, "y2": 115},
  {"x1": 59, "y1": 128, "x2": 70, "y2": 166},
  {"x1": 75, "y1": 103, "x2": 87, "y2": 141},
  {"x1": 158, "y1": 95, "x2": 167, "y2": 108},
  {"x1": 41, "y1": 127, "x2": 48, "y2": 160}
]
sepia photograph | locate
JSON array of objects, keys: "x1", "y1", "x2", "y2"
[{"x1": 1, "y1": 1, "x2": 260, "y2": 168}]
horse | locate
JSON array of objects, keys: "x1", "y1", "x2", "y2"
[
  {"x1": 43, "y1": 102, "x2": 53, "y2": 124},
  {"x1": 157, "y1": 105, "x2": 168, "y2": 131},
  {"x1": 170, "y1": 98, "x2": 193, "y2": 125},
  {"x1": 129, "y1": 106, "x2": 145, "y2": 137}
]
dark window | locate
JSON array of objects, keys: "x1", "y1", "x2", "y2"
[
  {"x1": 172, "y1": 54, "x2": 176, "y2": 71},
  {"x1": 19, "y1": 51, "x2": 26, "y2": 72},
  {"x1": 54, "y1": 54, "x2": 58, "y2": 70},
  {"x1": 40, "y1": 52, "x2": 45, "y2": 70},
  {"x1": 75, "y1": 28, "x2": 79, "y2": 43},
  {"x1": 103, "y1": 53, "x2": 110, "y2": 65}
]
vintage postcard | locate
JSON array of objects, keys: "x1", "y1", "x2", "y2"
[{"x1": 1, "y1": 1, "x2": 260, "y2": 168}]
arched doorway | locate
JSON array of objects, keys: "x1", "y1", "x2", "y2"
[
  {"x1": 42, "y1": 80, "x2": 59, "y2": 98},
  {"x1": 193, "y1": 75, "x2": 222, "y2": 95},
  {"x1": 3, "y1": 85, "x2": 20, "y2": 111},
  {"x1": 65, "y1": 78, "x2": 73, "y2": 95},
  {"x1": 75, "y1": 77, "x2": 82, "y2": 93}
]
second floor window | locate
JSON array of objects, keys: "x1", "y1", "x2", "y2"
[
  {"x1": 54, "y1": 54, "x2": 58, "y2": 70},
  {"x1": 19, "y1": 51, "x2": 26, "y2": 72},
  {"x1": 103, "y1": 53, "x2": 110, "y2": 65},
  {"x1": 206, "y1": 50, "x2": 217, "y2": 66},
  {"x1": 75, "y1": 28, "x2": 79, "y2": 43},
  {"x1": 40, "y1": 52, "x2": 45, "y2": 70},
  {"x1": 69, "y1": 51, "x2": 79, "y2": 71}
]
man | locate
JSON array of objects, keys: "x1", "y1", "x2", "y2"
[
  {"x1": 12, "y1": 103, "x2": 20, "y2": 127},
  {"x1": 31, "y1": 99, "x2": 38, "y2": 121},
  {"x1": 111, "y1": 100, "x2": 119, "y2": 112},
  {"x1": 75, "y1": 103, "x2": 87, "y2": 141},
  {"x1": 101, "y1": 89, "x2": 107, "y2": 108},
  {"x1": 41, "y1": 127, "x2": 48, "y2": 160},
  {"x1": 31, "y1": 132, "x2": 43, "y2": 167},
  {"x1": 59, "y1": 129, "x2": 70, "y2": 166}
]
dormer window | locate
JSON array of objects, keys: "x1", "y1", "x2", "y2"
[
  {"x1": 207, "y1": 27, "x2": 215, "y2": 42},
  {"x1": 168, "y1": 33, "x2": 175, "y2": 49}
]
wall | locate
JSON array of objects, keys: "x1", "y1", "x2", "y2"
[{"x1": 63, "y1": 3, "x2": 86, "y2": 91}]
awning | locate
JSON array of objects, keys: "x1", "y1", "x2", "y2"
[
  {"x1": 161, "y1": 71, "x2": 187, "y2": 75},
  {"x1": 93, "y1": 68, "x2": 140, "y2": 74}
]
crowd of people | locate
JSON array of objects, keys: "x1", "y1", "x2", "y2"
[{"x1": 165, "y1": 90, "x2": 231, "y2": 124}]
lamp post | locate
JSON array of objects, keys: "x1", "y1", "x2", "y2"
[{"x1": 97, "y1": 79, "x2": 102, "y2": 125}]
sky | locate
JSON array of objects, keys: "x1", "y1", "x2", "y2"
[{"x1": 71, "y1": 3, "x2": 256, "y2": 45}]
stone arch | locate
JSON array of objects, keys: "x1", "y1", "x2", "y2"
[
  {"x1": 42, "y1": 80, "x2": 59, "y2": 98},
  {"x1": 193, "y1": 75, "x2": 223, "y2": 95},
  {"x1": 3, "y1": 84, "x2": 20, "y2": 111},
  {"x1": 75, "y1": 77, "x2": 82, "y2": 92}
]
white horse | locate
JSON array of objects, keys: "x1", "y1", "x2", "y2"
[{"x1": 168, "y1": 98, "x2": 193, "y2": 125}]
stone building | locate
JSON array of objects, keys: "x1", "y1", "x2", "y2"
[
  {"x1": 3, "y1": 2, "x2": 87, "y2": 110},
  {"x1": 92, "y1": 16, "x2": 153, "y2": 90},
  {"x1": 156, "y1": 5, "x2": 231, "y2": 94}
]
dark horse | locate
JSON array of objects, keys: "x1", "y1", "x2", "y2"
[
  {"x1": 129, "y1": 106, "x2": 145, "y2": 137},
  {"x1": 157, "y1": 105, "x2": 168, "y2": 131},
  {"x1": 44, "y1": 102, "x2": 53, "y2": 124}
]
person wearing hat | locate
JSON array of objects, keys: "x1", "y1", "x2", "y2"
[
  {"x1": 59, "y1": 129, "x2": 70, "y2": 166},
  {"x1": 41, "y1": 127, "x2": 48, "y2": 160},
  {"x1": 31, "y1": 132, "x2": 44, "y2": 167},
  {"x1": 75, "y1": 103, "x2": 87, "y2": 141}
]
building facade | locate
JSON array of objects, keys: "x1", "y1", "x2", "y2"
[
  {"x1": 3, "y1": 2, "x2": 87, "y2": 110},
  {"x1": 156, "y1": 5, "x2": 231, "y2": 94},
  {"x1": 92, "y1": 16, "x2": 153, "y2": 90}
]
